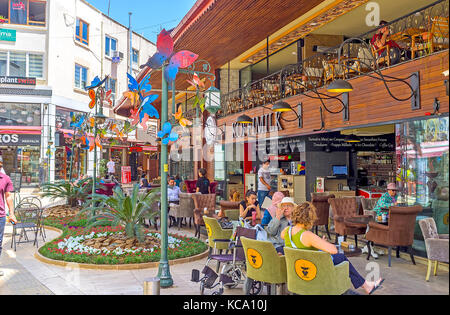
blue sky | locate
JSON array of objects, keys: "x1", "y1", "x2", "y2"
[{"x1": 86, "y1": 0, "x2": 197, "y2": 43}]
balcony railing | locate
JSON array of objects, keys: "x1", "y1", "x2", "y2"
[{"x1": 218, "y1": 0, "x2": 449, "y2": 118}]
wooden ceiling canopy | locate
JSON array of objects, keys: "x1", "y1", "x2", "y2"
[
  {"x1": 116, "y1": 0, "x2": 326, "y2": 116},
  {"x1": 241, "y1": 0, "x2": 370, "y2": 64}
]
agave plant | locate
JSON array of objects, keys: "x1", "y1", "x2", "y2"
[
  {"x1": 41, "y1": 177, "x2": 94, "y2": 207},
  {"x1": 79, "y1": 184, "x2": 161, "y2": 241}
]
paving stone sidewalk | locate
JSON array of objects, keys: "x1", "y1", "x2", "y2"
[{"x1": 0, "y1": 250, "x2": 54, "y2": 295}]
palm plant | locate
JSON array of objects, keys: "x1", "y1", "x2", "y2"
[
  {"x1": 41, "y1": 177, "x2": 94, "y2": 207},
  {"x1": 79, "y1": 184, "x2": 161, "y2": 241}
]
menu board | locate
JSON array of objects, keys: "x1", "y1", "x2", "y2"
[{"x1": 9, "y1": 172, "x2": 22, "y2": 192}]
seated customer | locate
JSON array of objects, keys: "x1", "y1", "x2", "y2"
[
  {"x1": 266, "y1": 197, "x2": 296, "y2": 254},
  {"x1": 281, "y1": 202, "x2": 384, "y2": 295},
  {"x1": 140, "y1": 174, "x2": 150, "y2": 188},
  {"x1": 196, "y1": 168, "x2": 210, "y2": 194},
  {"x1": 261, "y1": 191, "x2": 285, "y2": 226},
  {"x1": 239, "y1": 190, "x2": 262, "y2": 222},
  {"x1": 373, "y1": 182, "x2": 398, "y2": 217},
  {"x1": 370, "y1": 20, "x2": 404, "y2": 64}
]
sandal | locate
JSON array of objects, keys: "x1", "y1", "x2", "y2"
[{"x1": 369, "y1": 278, "x2": 385, "y2": 295}]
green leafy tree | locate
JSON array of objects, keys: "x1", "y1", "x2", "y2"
[
  {"x1": 41, "y1": 178, "x2": 94, "y2": 207},
  {"x1": 79, "y1": 184, "x2": 161, "y2": 241}
]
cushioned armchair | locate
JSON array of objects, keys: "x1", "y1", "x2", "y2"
[
  {"x1": 328, "y1": 197, "x2": 366, "y2": 246},
  {"x1": 418, "y1": 217, "x2": 449, "y2": 281},
  {"x1": 240, "y1": 237, "x2": 287, "y2": 295},
  {"x1": 311, "y1": 193, "x2": 335, "y2": 240},
  {"x1": 218, "y1": 200, "x2": 240, "y2": 218},
  {"x1": 203, "y1": 216, "x2": 233, "y2": 251},
  {"x1": 284, "y1": 247, "x2": 351, "y2": 295},
  {"x1": 192, "y1": 193, "x2": 217, "y2": 238},
  {"x1": 185, "y1": 180, "x2": 197, "y2": 193},
  {"x1": 366, "y1": 205, "x2": 422, "y2": 267},
  {"x1": 361, "y1": 198, "x2": 380, "y2": 218},
  {"x1": 169, "y1": 192, "x2": 195, "y2": 230}
]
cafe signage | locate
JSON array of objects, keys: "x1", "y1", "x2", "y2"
[
  {"x1": 0, "y1": 76, "x2": 36, "y2": 86},
  {"x1": 305, "y1": 132, "x2": 395, "y2": 152},
  {"x1": 0, "y1": 134, "x2": 41, "y2": 146},
  {"x1": 255, "y1": 136, "x2": 306, "y2": 154},
  {"x1": 232, "y1": 112, "x2": 283, "y2": 138},
  {"x1": 0, "y1": 28, "x2": 16, "y2": 42}
]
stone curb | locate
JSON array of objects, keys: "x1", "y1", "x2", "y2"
[{"x1": 35, "y1": 226, "x2": 209, "y2": 270}]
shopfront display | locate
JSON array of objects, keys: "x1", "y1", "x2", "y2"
[{"x1": 396, "y1": 116, "x2": 449, "y2": 253}]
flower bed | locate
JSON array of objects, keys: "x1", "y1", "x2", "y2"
[{"x1": 39, "y1": 220, "x2": 207, "y2": 265}]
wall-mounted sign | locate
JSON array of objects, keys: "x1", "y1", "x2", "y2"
[
  {"x1": 0, "y1": 134, "x2": 40, "y2": 146},
  {"x1": 0, "y1": 76, "x2": 36, "y2": 86},
  {"x1": 232, "y1": 112, "x2": 283, "y2": 138},
  {"x1": 254, "y1": 136, "x2": 305, "y2": 155},
  {"x1": 305, "y1": 132, "x2": 395, "y2": 152},
  {"x1": 0, "y1": 29, "x2": 16, "y2": 42}
]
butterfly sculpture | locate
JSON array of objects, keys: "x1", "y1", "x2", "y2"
[
  {"x1": 123, "y1": 73, "x2": 159, "y2": 130},
  {"x1": 157, "y1": 122, "x2": 179, "y2": 145},
  {"x1": 86, "y1": 76, "x2": 108, "y2": 90},
  {"x1": 187, "y1": 72, "x2": 205, "y2": 89},
  {"x1": 140, "y1": 29, "x2": 199, "y2": 85},
  {"x1": 70, "y1": 113, "x2": 85, "y2": 129},
  {"x1": 172, "y1": 105, "x2": 192, "y2": 128},
  {"x1": 88, "y1": 89, "x2": 96, "y2": 109}
]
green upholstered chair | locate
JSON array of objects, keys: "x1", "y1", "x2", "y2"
[
  {"x1": 240, "y1": 237, "x2": 287, "y2": 294},
  {"x1": 203, "y1": 216, "x2": 233, "y2": 252},
  {"x1": 284, "y1": 247, "x2": 351, "y2": 295},
  {"x1": 224, "y1": 209, "x2": 240, "y2": 221}
]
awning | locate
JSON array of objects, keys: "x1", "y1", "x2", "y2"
[{"x1": 0, "y1": 126, "x2": 42, "y2": 134}]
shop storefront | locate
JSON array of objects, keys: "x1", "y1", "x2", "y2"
[{"x1": 0, "y1": 133, "x2": 41, "y2": 187}]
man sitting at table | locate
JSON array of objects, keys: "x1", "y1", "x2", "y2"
[
  {"x1": 373, "y1": 183, "x2": 398, "y2": 217},
  {"x1": 266, "y1": 197, "x2": 296, "y2": 255}
]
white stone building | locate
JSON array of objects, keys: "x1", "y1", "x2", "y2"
[{"x1": 0, "y1": 0, "x2": 156, "y2": 190}]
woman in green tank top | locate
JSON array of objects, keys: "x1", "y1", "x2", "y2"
[{"x1": 281, "y1": 202, "x2": 384, "y2": 295}]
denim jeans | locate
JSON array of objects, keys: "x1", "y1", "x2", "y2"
[
  {"x1": 0, "y1": 216, "x2": 6, "y2": 257},
  {"x1": 257, "y1": 190, "x2": 270, "y2": 209},
  {"x1": 331, "y1": 253, "x2": 365, "y2": 289}
]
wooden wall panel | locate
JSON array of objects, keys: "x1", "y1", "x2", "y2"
[{"x1": 218, "y1": 51, "x2": 449, "y2": 143}]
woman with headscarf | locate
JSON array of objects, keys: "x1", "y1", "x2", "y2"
[{"x1": 261, "y1": 191, "x2": 285, "y2": 226}]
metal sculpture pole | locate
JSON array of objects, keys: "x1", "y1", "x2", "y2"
[{"x1": 157, "y1": 63, "x2": 173, "y2": 287}]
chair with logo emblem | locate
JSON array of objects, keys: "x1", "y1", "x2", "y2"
[
  {"x1": 191, "y1": 224, "x2": 256, "y2": 295},
  {"x1": 284, "y1": 247, "x2": 351, "y2": 295},
  {"x1": 240, "y1": 237, "x2": 287, "y2": 295}
]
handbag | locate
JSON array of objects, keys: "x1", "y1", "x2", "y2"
[{"x1": 218, "y1": 217, "x2": 234, "y2": 229}]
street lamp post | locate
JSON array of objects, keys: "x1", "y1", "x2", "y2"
[
  {"x1": 157, "y1": 63, "x2": 173, "y2": 288},
  {"x1": 92, "y1": 88, "x2": 107, "y2": 204}
]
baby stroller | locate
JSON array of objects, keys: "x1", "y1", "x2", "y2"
[{"x1": 191, "y1": 226, "x2": 257, "y2": 295}]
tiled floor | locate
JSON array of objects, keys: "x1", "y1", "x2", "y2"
[{"x1": 0, "y1": 221, "x2": 448, "y2": 295}]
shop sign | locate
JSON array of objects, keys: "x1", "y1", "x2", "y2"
[
  {"x1": 0, "y1": 76, "x2": 36, "y2": 86},
  {"x1": 232, "y1": 112, "x2": 283, "y2": 138},
  {"x1": 129, "y1": 146, "x2": 143, "y2": 152},
  {"x1": 306, "y1": 132, "x2": 395, "y2": 152},
  {"x1": 0, "y1": 134, "x2": 40, "y2": 146},
  {"x1": 0, "y1": 29, "x2": 16, "y2": 42}
]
